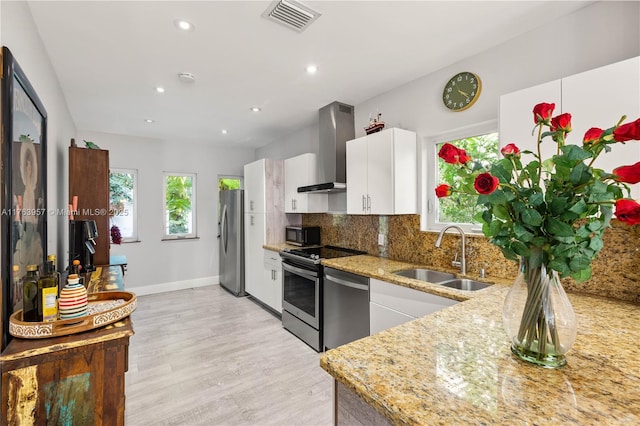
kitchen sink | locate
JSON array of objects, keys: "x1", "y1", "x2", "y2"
[
  {"x1": 393, "y1": 268, "x2": 456, "y2": 283},
  {"x1": 437, "y1": 278, "x2": 490, "y2": 291}
]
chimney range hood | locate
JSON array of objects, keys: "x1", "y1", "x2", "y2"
[{"x1": 297, "y1": 101, "x2": 355, "y2": 193}]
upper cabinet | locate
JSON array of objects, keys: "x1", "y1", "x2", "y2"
[
  {"x1": 500, "y1": 56, "x2": 640, "y2": 199},
  {"x1": 244, "y1": 159, "x2": 266, "y2": 213},
  {"x1": 346, "y1": 128, "x2": 417, "y2": 215},
  {"x1": 284, "y1": 153, "x2": 328, "y2": 213}
]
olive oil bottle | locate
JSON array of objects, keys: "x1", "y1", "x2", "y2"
[
  {"x1": 39, "y1": 260, "x2": 59, "y2": 322},
  {"x1": 22, "y1": 264, "x2": 40, "y2": 322}
]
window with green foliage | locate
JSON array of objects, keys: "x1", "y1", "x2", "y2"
[
  {"x1": 437, "y1": 133, "x2": 499, "y2": 224},
  {"x1": 109, "y1": 168, "x2": 137, "y2": 242},
  {"x1": 423, "y1": 122, "x2": 499, "y2": 232},
  {"x1": 164, "y1": 173, "x2": 196, "y2": 238},
  {"x1": 219, "y1": 177, "x2": 241, "y2": 191}
]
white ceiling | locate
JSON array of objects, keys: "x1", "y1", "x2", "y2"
[{"x1": 27, "y1": 1, "x2": 593, "y2": 148}]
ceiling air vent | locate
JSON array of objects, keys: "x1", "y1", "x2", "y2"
[{"x1": 262, "y1": 0, "x2": 321, "y2": 33}]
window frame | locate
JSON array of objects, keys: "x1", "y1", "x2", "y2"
[
  {"x1": 109, "y1": 167, "x2": 139, "y2": 243},
  {"x1": 163, "y1": 172, "x2": 197, "y2": 240},
  {"x1": 421, "y1": 120, "x2": 498, "y2": 233}
]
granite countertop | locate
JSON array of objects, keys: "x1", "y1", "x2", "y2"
[{"x1": 320, "y1": 273, "x2": 640, "y2": 424}]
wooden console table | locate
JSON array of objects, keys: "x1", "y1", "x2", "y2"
[{"x1": 1, "y1": 319, "x2": 133, "y2": 425}]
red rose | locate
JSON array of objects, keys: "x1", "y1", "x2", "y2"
[
  {"x1": 613, "y1": 161, "x2": 640, "y2": 184},
  {"x1": 474, "y1": 173, "x2": 499, "y2": 195},
  {"x1": 613, "y1": 117, "x2": 640, "y2": 142},
  {"x1": 438, "y1": 143, "x2": 469, "y2": 165},
  {"x1": 533, "y1": 102, "x2": 555, "y2": 124},
  {"x1": 614, "y1": 199, "x2": 640, "y2": 225},
  {"x1": 583, "y1": 127, "x2": 604, "y2": 145},
  {"x1": 435, "y1": 184, "x2": 452, "y2": 198},
  {"x1": 501, "y1": 143, "x2": 521, "y2": 158},
  {"x1": 550, "y1": 113, "x2": 572, "y2": 133},
  {"x1": 457, "y1": 149, "x2": 471, "y2": 164}
]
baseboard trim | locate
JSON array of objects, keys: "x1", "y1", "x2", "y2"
[{"x1": 131, "y1": 276, "x2": 219, "y2": 296}]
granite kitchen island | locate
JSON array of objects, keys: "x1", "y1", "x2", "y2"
[{"x1": 320, "y1": 257, "x2": 640, "y2": 425}]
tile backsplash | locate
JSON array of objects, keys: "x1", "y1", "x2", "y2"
[{"x1": 302, "y1": 214, "x2": 640, "y2": 304}]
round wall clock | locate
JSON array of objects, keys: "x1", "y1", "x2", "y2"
[{"x1": 442, "y1": 72, "x2": 482, "y2": 112}]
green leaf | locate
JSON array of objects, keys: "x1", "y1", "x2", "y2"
[
  {"x1": 561, "y1": 144, "x2": 592, "y2": 161},
  {"x1": 569, "y1": 255, "x2": 591, "y2": 272},
  {"x1": 569, "y1": 162, "x2": 591, "y2": 185},
  {"x1": 513, "y1": 224, "x2": 534, "y2": 242},
  {"x1": 500, "y1": 246, "x2": 518, "y2": 262},
  {"x1": 520, "y1": 208, "x2": 543, "y2": 226},
  {"x1": 548, "y1": 197, "x2": 568, "y2": 216},
  {"x1": 568, "y1": 199, "x2": 587, "y2": 215},
  {"x1": 545, "y1": 217, "x2": 575, "y2": 237},
  {"x1": 491, "y1": 162, "x2": 513, "y2": 183},
  {"x1": 528, "y1": 192, "x2": 544, "y2": 207},
  {"x1": 487, "y1": 190, "x2": 509, "y2": 205},
  {"x1": 571, "y1": 266, "x2": 592, "y2": 283},
  {"x1": 549, "y1": 258, "x2": 571, "y2": 277},
  {"x1": 511, "y1": 241, "x2": 531, "y2": 257},
  {"x1": 589, "y1": 237, "x2": 604, "y2": 252},
  {"x1": 493, "y1": 204, "x2": 511, "y2": 221}
]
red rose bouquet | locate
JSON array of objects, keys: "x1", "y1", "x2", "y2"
[
  {"x1": 436, "y1": 103, "x2": 640, "y2": 282},
  {"x1": 437, "y1": 103, "x2": 640, "y2": 367}
]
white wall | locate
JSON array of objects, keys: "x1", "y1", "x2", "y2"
[
  {"x1": 256, "y1": 123, "x2": 319, "y2": 161},
  {"x1": 1, "y1": 1, "x2": 77, "y2": 265},
  {"x1": 77, "y1": 130, "x2": 255, "y2": 294}
]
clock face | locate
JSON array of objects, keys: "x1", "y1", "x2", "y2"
[{"x1": 443, "y1": 72, "x2": 482, "y2": 111}]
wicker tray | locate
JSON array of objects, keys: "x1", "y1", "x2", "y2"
[{"x1": 9, "y1": 291, "x2": 137, "y2": 339}]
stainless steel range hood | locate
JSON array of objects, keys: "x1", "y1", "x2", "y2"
[{"x1": 297, "y1": 101, "x2": 355, "y2": 193}]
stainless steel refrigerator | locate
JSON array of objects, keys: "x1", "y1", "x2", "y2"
[{"x1": 219, "y1": 189, "x2": 246, "y2": 296}]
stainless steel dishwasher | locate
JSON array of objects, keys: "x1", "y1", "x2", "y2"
[{"x1": 323, "y1": 267, "x2": 370, "y2": 350}]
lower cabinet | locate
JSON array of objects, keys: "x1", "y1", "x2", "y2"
[
  {"x1": 369, "y1": 278, "x2": 458, "y2": 335},
  {"x1": 262, "y1": 249, "x2": 283, "y2": 314}
]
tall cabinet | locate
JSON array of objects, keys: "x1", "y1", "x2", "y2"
[
  {"x1": 69, "y1": 146, "x2": 110, "y2": 266},
  {"x1": 244, "y1": 159, "x2": 287, "y2": 312}
]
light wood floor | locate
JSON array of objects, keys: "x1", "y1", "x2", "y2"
[{"x1": 125, "y1": 285, "x2": 333, "y2": 426}]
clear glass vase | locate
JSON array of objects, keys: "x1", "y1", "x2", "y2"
[{"x1": 502, "y1": 256, "x2": 577, "y2": 368}]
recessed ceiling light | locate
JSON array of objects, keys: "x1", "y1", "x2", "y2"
[
  {"x1": 144, "y1": 119, "x2": 155, "y2": 123},
  {"x1": 174, "y1": 19, "x2": 195, "y2": 32},
  {"x1": 306, "y1": 64, "x2": 318, "y2": 74},
  {"x1": 250, "y1": 107, "x2": 261, "y2": 113},
  {"x1": 221, "y1": 129, "x2": 228, "y2": 135},
  {"x1": 155, "y1": 86, "x2": 165, "y2": 93}
]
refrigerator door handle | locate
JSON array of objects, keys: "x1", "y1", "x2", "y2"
[{"x1": 221, "y1": 204, "x2": 228, "y2": 255}]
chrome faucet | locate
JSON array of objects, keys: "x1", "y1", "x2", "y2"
[{"x1": 435, "y1": 225, "x2": 466, "y2": 275}]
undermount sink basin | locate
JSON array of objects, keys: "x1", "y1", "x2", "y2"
[
  {"x1": 437, "y1": 278, "x2": 491, "y2": 291},
  {"x1": 393, "y1": 268, "x2": 456, "y2": 283}
]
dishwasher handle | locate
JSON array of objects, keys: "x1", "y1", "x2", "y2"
[{"x1": 325, "y1": 273, "x2": 369, "y2": 291}]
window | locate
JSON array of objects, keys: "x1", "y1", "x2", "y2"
[
  {"x1": 218, "y1": 176, "x2": 242, "y2": 191},
  {"x1": 109, "y1": 168, "x2": 138, "y2": 242},
  {"x1": 423, "y1": 121, "x2": 499, "y2": 232},
  {"x1": 164, "y1": 172, "x2": 196, "y2": 239}
]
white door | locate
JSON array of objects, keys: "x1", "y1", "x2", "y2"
[
  {"x1": 367, "y1": 130, "x2": 394, "y2": 215},
  {"x1": 244, "y1": 160, "x2": 265, "y2": 213}
]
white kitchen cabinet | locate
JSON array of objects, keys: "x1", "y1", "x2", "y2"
[
  {"x1": 284, "y1": 153, "x2": 328, "y2": 213},
  {"x1": 369, "y1": 278, "x2": 458, "y2": 335},
  {"x1": 499, "y1": 56, "x2": 640, "y2": 199},
  {"x1": 243, "y1": 158, "x2": 287, "y2": 308},
  {"x1": 244, "y1": 212, "x2": 265, "y2": 298},
  {"x1": 346, "y1": 128, "x2": 417, "y2": 215},
  {"x1": 244, "y1": 159, "x2": 266, "y2": 213},
  {"x1": 263, "y1": 249, "x2": 283, "y2": 313},
  {"x1": 562, "y1": 56, "x2": 640, "y2": 199}
]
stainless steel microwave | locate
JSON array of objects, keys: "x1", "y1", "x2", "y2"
[{"x1": 285, "y1": 226, "x2": 321, "y2": 246}]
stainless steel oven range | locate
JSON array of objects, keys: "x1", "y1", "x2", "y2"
[{"x1": 279, "y1": 245, "x2": 365, "y2": 351}]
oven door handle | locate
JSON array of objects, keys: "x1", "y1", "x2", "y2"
[
  {"x1": 325, "y1": 274, "x2": 369, "y2": 291},
  {"x1": 282, "y1": 262, "x2": 318, "y2": 281}
]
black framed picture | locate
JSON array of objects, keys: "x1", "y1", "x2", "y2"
[{"x1": 1, "y1": 46, "x2": 48, "y2": 350}]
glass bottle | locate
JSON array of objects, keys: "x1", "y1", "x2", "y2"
[
  {"x1": 22, "y1": 264, "x2": 40, "y2": 322},
  {"x1": 39, "y1": 260, "x2": 59, "y2": 322},
  {"x1": 47, "y1": 254, "x2": 61, "y2": 290}
]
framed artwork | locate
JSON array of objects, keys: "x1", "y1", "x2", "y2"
[{"x1": 1, "y1": 46, "x2": 48, "y2": 350}]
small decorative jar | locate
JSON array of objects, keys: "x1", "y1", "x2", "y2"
[{"x1": 59, "y1": 274, "x2": 88, "y2": 320}]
